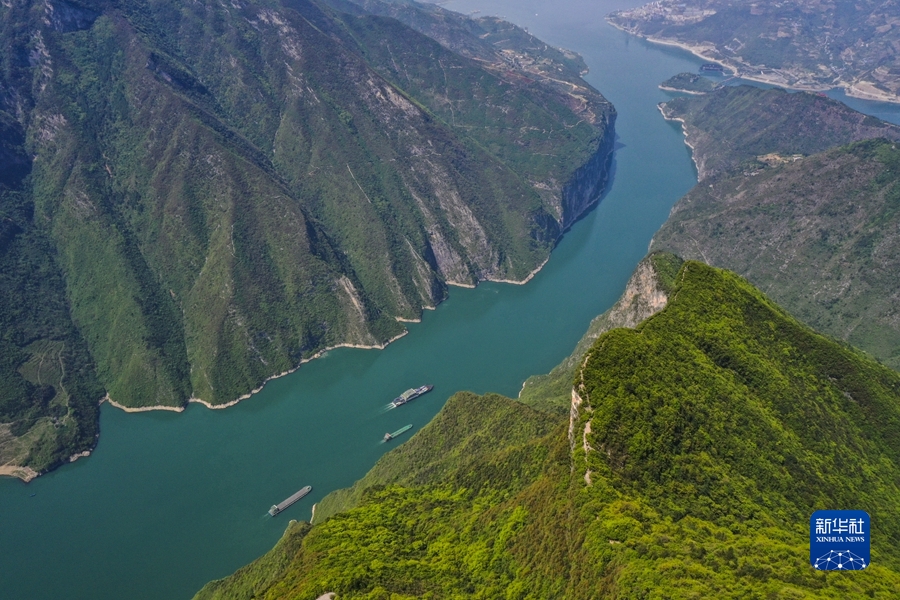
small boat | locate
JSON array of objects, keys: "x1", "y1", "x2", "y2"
[
  {"x1": 383, "y1": 424, "x2": 413, "y2": 442},
  {"x1": 390, "y1": 385, "x2": 433, "y2": 408},
  {"x1": 269, "y1": 485, "x2": 312, "y2": 516}
]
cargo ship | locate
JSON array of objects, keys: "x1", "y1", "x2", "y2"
[
  {"x1": 269, "y1": 485, "x2": 312, "y2": 516},
  {"x1": 390, "y1": 385, "x2": 433, "y2": 408},
  {"x1": 700, "y1": 63, "x2": 726, "y2": 73},
  {"x1": 383, "y1": 424, "x2": 413, "y2": 442}
]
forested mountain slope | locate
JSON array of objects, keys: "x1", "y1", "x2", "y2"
[
  {"x1": 658, "y1": 85, "x2": 900, "y2": 180},
  {"x1": 195, "y1": 261, "x2": 900, "y2": 599},
  {"x1": 0, "y1": 0, "x2": 613, "y2": 474},
  {"x1": 653, "y1": 86, "x2": 900, "y2": 369}
]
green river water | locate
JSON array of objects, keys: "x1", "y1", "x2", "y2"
[{"x1": 2, "y1": 1, "x2": 898, "y2": 598}]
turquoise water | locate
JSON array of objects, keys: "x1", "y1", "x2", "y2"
[{"x1": 1, "y1": 2, "x2": 894, "y2": 598}]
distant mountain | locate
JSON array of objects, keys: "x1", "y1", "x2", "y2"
[
  {"x1": 0, "y1": 0, "x2": 613, "y2": 475},
  {"x1": 653, "y1": 86, "x2": 900, "y2": 369},
  {"x1": 658, "y1": 85, "x2": 900, "y2": 180},
  {"x1": 609, "y1": 0, "x2": 900, "y2": 104},
  {"x1": 194, "y1": 261, "x2": 900, "y2": 599}
]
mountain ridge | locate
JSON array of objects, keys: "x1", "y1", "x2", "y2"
[
  {"x1": 657, "y1": 85, "x2": 900, "y2": 180},
  {"x1": 652, "y1": 85, "x2": 900, "y2": 370},
  {"x1": 193, "y1": 260, "x2": 900, "y2": 599},
  {"x1": 0, "y1": 0, "x2": 613, "y2": 475}
]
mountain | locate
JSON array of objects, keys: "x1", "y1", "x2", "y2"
[
  {"x1": 608, "y1": 0, "x2": 900, "y2": 104},
  {"x1": 652, "y1": 86, "x2": 900, "y2": 369},
  {"x1": 658, "y1": 85, "x2": 900, "y2": 180},
  {"x1": 194, "y1": 260, "x2": 900, "y2": 599},
  {"x1": 0, "y1": 0, "x2": 613, "y2": 475}
]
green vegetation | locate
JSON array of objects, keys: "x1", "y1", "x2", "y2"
[
  {"x1": 0, "y1": 0, "x2": 612, "y2": 470},
  {"x1": 654, "y1": 85, "x2": 900, "y2": 369},
  {"x1": 660, "y1": 85, "x2": 900, "y2": 179},
  {"x1": 0, "y1": 76, "x2": 102, "y2": 471},
  {"x1": 660, "y1": 72, "x2": 718, "y2": 94},
  {"x1": 315, "y1": 391, "x2": 562, "y2": 521},
  {"x1": 195, "y1": 261, "x2": 900, "y2": 599},
  {"x1": 519, "y1": 251, "x2": 683, "y2": 414},
  {"x1": 576, "y1": 262, "x2": 900, "y2": 552},
  {"x1": 0, "y1": 183, "x2": 102, "y2": 472},
  {"x1": 610, "y1": 0, "x2": 900, "y2": 103}
]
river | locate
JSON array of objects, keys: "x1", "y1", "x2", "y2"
[{"x1": 1, "y1": 1, "x2": 895, "y2": 598}]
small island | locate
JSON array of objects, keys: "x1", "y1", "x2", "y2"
[{"x1": 659, "y1": 72, "x2": 718, "y2": 94}]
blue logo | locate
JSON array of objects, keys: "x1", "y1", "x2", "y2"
[{"x1": 810, "y1": 510, "x2": 870, "y2": 570}]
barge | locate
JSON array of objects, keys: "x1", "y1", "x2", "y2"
[
  {"x1": 269, "y1": 485, "x2": 312, "y2": 516},
  {"x1": 383, "y1": 424, "x2": 413, "y2": 442}
]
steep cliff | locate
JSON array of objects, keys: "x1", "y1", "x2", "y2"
[{"x1": 519, "y1": 251, "x2": 682, "y2": 413}]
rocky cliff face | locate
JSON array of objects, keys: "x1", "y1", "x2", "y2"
[
  {"x1": 519, "y1": 252, "x2": 681, "y2": 414},
  {"x1": 567, "y1": 254, "x2": 676, "y2": 459},
  {"x1": 559, "y1": 123, "x2": 616, "y2": 228}
]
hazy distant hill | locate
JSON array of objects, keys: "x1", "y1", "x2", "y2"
[
  {"x1": 609, "y1": 0, "x2": 900, "y2": 104},
  {"x1": 653, "y1": 86, "x2": 900, "y2": 369},
  {"x1": 0, "y1": 0, "x2": 613, "y2": 474},
  {"x1": 195, "y1": 261, "x2": 900, "y2": 599}
]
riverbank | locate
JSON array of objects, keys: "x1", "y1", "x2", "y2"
[
  {"x1": 0, "y1": 464, "x2": 39, "y2": 483},
  {"x1": 657, "y1": 105, "x2": 703, "y2": 180},
  {"x1": 659, "y1": 85, "x2": 707, "y2": 95},
  {"x1": 103, "y1": 332, "x2": 412, "y2": 415},
  {"x1": 486, "y1": 257, "x2": 550, "y2": 285}
]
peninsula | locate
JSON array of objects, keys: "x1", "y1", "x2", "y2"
[{"x1": 659, "y1": 72, "x2": 719, "y2": 94}]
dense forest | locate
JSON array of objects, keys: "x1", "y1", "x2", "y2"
[{"x1": 196, "y1": 260, "x2": 900, "y2": 599}]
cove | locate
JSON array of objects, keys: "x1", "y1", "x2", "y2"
[{"x1": 1, "y1": 1, "x2": 895, "y2": 599}]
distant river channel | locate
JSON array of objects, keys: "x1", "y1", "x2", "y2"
[{"x1": 2, "y1": 1, "x2": 897, "y2": 598}]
